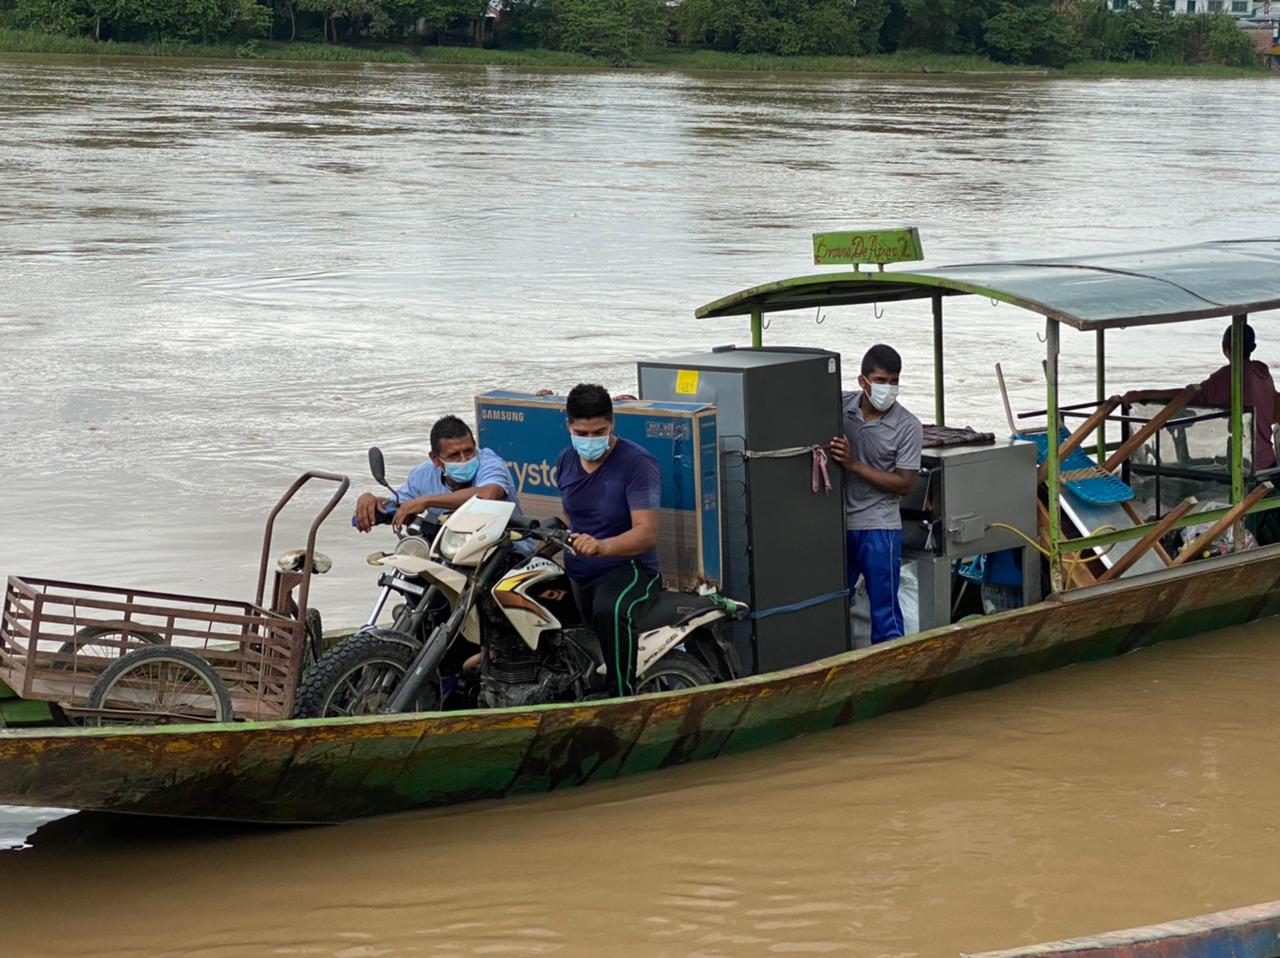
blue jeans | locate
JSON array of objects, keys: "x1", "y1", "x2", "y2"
[{"x1": 847, "y1": 529, "x2": 904, "y2": 644}]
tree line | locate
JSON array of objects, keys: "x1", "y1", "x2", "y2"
[{"x1": 0, "y1": 0, "x2": 1261, "y2": 67}]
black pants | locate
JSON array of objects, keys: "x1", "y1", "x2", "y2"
[{"x1": 571, "y1": 562, "x2": 661, "y2": 697}]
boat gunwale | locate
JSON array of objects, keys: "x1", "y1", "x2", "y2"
[{"x1": 963, "y1": 898, "x2": 1280, "y2": 957}]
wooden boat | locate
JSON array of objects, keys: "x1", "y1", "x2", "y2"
[
  {"x1": 965, "y1": 899, "x2": 1280, "y2": 957},
  {"x1": 2, "y1": 234, "x2": 1278, "y2": 824}
]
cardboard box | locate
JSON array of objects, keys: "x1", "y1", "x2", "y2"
[{"x1": 475, "y1": 390, "x2": 721, "y2": 591}]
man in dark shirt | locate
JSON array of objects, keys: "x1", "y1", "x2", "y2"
[
  {"x1": 556, "y1": 383, "x2": 662, "y2": 697},
  {"x1": 1124, "y1": 322, "x2": 1278, "y2": 470}
]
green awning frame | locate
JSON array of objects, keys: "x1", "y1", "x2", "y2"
[{"x1": 695, "y1": 238, "x2": 1280, "y2": 331}]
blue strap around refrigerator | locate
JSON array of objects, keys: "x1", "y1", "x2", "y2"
[{"x1": 748, "y1": 588, "x2": 850, "y2": 621}]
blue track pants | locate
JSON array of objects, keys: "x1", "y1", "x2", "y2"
[{"x1": 846, "y1": 529, "x2": 904, "y2": 644}]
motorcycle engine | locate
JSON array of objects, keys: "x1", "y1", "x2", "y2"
[{"x1": 479, "y1": 631, "x2": 572, "y2": 709}]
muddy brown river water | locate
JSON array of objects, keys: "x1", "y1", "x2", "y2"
[
  {"x1": 2, "y1": 53, "x2": 1280, "y2": 956},
  {"x1": 3, "y1": 620, "x2": 1280, "y2": 957}
]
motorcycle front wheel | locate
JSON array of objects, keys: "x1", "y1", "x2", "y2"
[
  {"x1": 292, "y1": 632, "x2": 440, "y2": 718},
  {"x1": 634, "y1": 649, "x2": 717, "y2": 695}
]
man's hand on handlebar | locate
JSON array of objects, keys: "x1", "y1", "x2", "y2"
[
  {"x1": 568, "y1": 532, "x2": 604, "y2": 557},
  {"x1": 392, "y1": 497, "x2": 430, "y2": 532},
  {"x1": 353, "y1": 492, "x2": 386, "y2": 533}
]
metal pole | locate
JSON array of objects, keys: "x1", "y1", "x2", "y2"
[
  {"x1": 932, "y1": 294, "x2": 945, "y2": 426},
  {"x1": 750, "y1": 308, "x2": 763, "y2": 349},
  {"x1": 1095, "y1": 329, "x2": 1106, "y2": 463},
  {"x1": 1231, "y1": 313, "x2": 1246, "y2": 549},
  {"x1": 1046, "y1": 318, "x2": 1063, "y2": 591}
]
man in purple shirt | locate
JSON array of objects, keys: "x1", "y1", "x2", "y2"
[
  {"x1": 556, "y1": 384, "x2": 662, "y2": 697},
  {"x1": 1125, "y1": 322, "x2": 1278, "y2": 470}
]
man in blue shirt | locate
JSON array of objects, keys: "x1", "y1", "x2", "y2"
[
  {"x1": 353, "y1": 415, "x2": 520, "y2": 532},
  {"x1": 556, "y1": 384, "x2": 662, "y2": 697}
]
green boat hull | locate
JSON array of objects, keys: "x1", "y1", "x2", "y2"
[{"x1": 2, "y1": 548, "x2": 1278, "y2": 824}]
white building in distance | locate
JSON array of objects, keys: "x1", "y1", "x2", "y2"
[{"x1": 1109, "y1": 0, "x2": 1275, "y2": 13}]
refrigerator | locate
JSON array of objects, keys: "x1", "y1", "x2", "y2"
[{"x1": 638, "y1": 347, "x2": 850, "y2": 674}]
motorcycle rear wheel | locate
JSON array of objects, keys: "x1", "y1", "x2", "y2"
[
  {"x1": 292, "y1": 633, "x2": 440, "y2": 718},
  {"x1": 635, "y1": 649, "x2": 717, "y2": 695}
]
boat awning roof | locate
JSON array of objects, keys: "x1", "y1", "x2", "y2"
[{"x1": 695, "y1": 238, "x2": 1280, "y2": 331}]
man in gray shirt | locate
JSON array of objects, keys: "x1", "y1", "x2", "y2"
[{"x1": 830, "y1": 344, "x2": 923, "y2": 644}]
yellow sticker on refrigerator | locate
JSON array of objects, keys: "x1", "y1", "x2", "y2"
[{"x1": 675, "y1": 369, "x2": 699, "y2": 395}]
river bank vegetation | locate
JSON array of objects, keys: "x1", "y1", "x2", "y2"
[{"x1": 0, "y1": 0, "x2": 1268, "y2": 73}]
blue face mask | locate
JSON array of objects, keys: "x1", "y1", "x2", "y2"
[
  {"x1": 571, "y1": 434, "x2": 611, "y2": 462},
  {"x1": 443, "y1": 456, "x2": 479, "y2": 484}
]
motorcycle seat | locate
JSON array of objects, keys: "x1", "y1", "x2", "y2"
[
  {"x1": 276, "y1": 549, "x2": 333, "y2": 575},
  {"x1": 632, "y1": 591, "x2": 721, "y2": 634}
]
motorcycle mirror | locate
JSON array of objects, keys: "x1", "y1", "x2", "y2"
[{"x1": 368, "y1": 447, "x2": 392, "y2": 491}]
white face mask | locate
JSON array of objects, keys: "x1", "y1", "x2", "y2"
[{"x1": 867, "y1": 382, "x2": 899, "y2": 412}]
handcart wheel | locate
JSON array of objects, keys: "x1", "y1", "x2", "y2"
[
  {"x1": 84, "y1": 646, "x2": 234, "y2": 727},
  {"x1": 54, "y1": 625, "x2": 163, "y2": 671}
]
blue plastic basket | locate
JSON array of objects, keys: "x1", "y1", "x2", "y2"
[{"x1": 1014, "y1": 429, "x2": 1134, "y2": 504}]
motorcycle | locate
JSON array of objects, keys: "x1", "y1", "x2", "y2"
[
  {"x1": 291, "y1": 448, "x2": 459, "y2": 717},
  {"x1": 293, "y1": 463, "x2": 747, "y2": 718}
]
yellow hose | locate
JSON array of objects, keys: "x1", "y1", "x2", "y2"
[{"x1": 989, "y1": 521, "x2": 1119, "y2": 584}]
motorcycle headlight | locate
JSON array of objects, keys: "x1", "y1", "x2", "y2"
[
  {"x1": 438, "y1": 527, "x2": 467, "y2": 560},
  {"x1": 394, "y1": 536, "x2": 431, "y2": 560}
]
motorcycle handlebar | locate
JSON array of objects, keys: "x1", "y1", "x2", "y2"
[
  {"x1": 352, "y1": 511, "x2": 440, "y2": 548},
  {"x1": 352, "y1": 506, "x2": 397, "y2": 528},
  {"x1": 510, "y1": 521, "x2": 575, "y2": 554}
]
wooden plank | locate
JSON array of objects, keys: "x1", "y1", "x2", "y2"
[
  {"x1": 1120, "y1": 501, "x2": 1173, "y2": 566},
  {"x1": 10, "y1": 575, "x2": 253, "y2": 610},
  {"x1": 1171, "y1": 482, "x2": 1274, "y2": 568},
  {"x1": 1037, "y1": 500, "x2": 1097, "y2": 588},
  {"x1": 28, "y1": 598, "x2": 266, "y2": 628},
  {"x1": 27, "y1": 612, "x2": 247, "y2": 642},
  {"x1": 1102, "y1": 385, "x2": 1198, "y2": 474},
  {"x1": 508, "y1": 698, "x2": 656, "y2": 795},
  {"x1": 1, "y1": 609, "x2": 33, "y2": 639},
  {"x1": 1037, "y1": 395, "x2": 1121, "y2": 485},
  {"x1": 1097, "y1": 497, "x2": 1198, "y2": 583}
]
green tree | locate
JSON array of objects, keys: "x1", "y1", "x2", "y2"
[
  {"x1": 1071, "y1": 0, "x2": 1259, "y2": 66},
  {"x1": 10, "y1": 0, "x2": 92, "y2": 35},
  {"x1": 296, "y1": 0, "x2": 408, "y2": 41},
  {"x1": 983, "y1": 1, "x2": 1079, "y2": 67},
  {"x1": 374, "y1": 0, "x2": 485, "y2": 42},
  {"x1": 679, "y1": 0, "x2": 889, "y2": 56},
  {"x1": 1175, "y1": 10, "x2": 1258, "y2": 66},
  {"x1": 505, "y1": 0, "x2": 666, "y2": 63},
  {"x1": 11, "y1": 0, "x2": 269, "y2": 39},
  {"x1": 556, "y1": 0, "x2": 666, "y2": 61},
  {"x1": 887, "y1": 0, "x2": 1002, "y2": 54},
  {"x1": 676, "y1": 0, "x2": 748, "y2": 50},
  {"x1": 1075, "y1": 0, "x2": 1134, "y2": 61}
]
